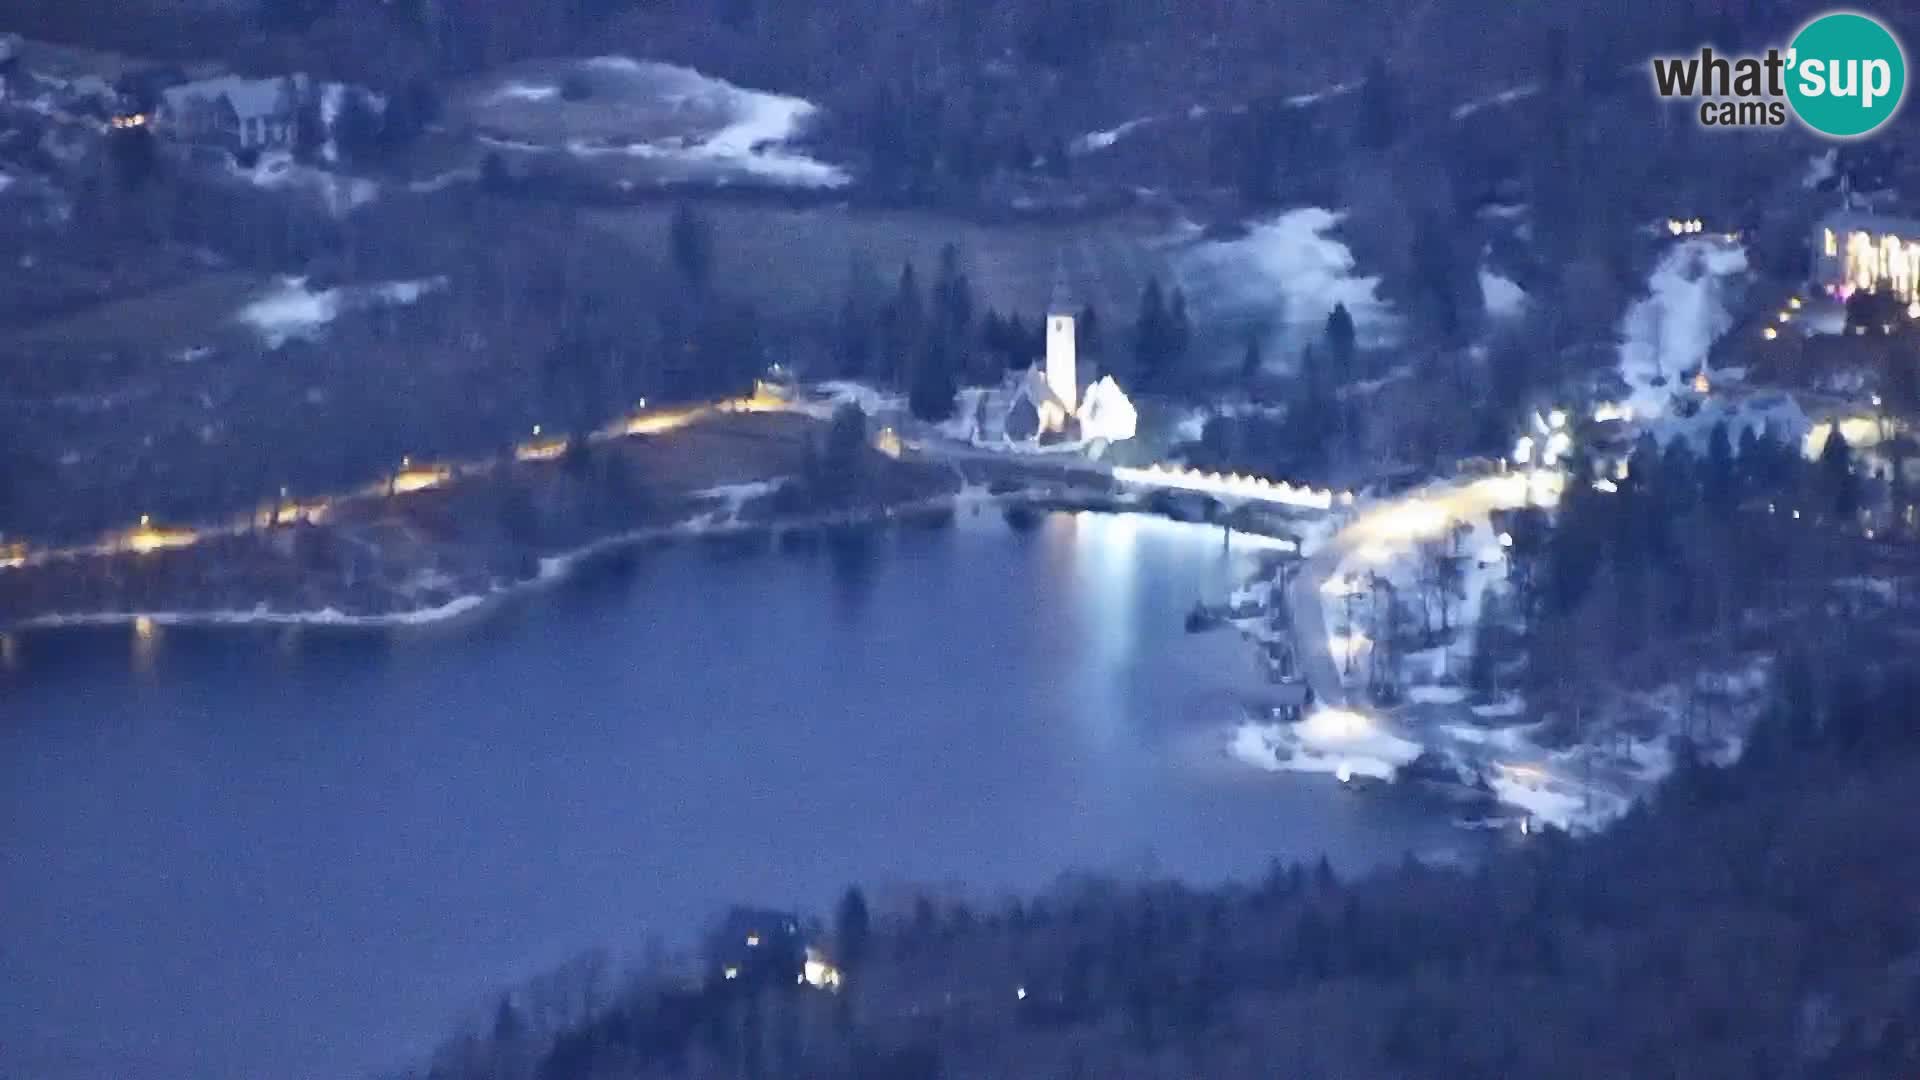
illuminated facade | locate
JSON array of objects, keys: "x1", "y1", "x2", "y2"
[
  {"x1": 991, "y1": 257, "x2": 1139, "y2": 445},
  {"x1": 1043, "y1": 262, "x2": 1078, "y2": 434},
  {"x1": 1812, "y1": 210, "x2": 1920, "y2": 303}
]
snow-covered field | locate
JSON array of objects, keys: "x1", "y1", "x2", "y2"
[
  {"x1": 234, "y1": 275, "x2": 448, "y2": 348},
  {"x1": 1451, "y1": 83, "x2": 1539, "y2": 121},
  {"x1": 1479, "y1": 266, "x2": 1528, "y2": 319},
  {"x1": 227, "y1": 151, "x2": 380, "y2": 217},
  {"x1": 467, "y1": 57, "x2": 847, "y2": 189},
  {"x1": 1616, "y1": 237, "x2": 1749, "y2": 418},
  {"x1": 1178, "y1": 207, "x2": 1400, "y2": 356},
  {"x1": 1232, "y1": 706, "x2": 1423, "y2": 782}
]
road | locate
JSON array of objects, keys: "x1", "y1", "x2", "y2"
[{"x1": 1285, "y1": 470, "x2": 1559, "y2": 716}]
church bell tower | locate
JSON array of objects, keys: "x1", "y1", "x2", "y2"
[{"x1": 1044, "y1": 257, "x2": 1077, "y2": 418}]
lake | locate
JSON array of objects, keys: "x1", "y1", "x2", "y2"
[{"x1": 0, "y1": 511, "x2": 1465, "y2": 1080}]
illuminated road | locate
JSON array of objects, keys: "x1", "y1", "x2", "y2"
[{"x1": 1287, "y1": 471, "x2": 1562, "y2": 714}]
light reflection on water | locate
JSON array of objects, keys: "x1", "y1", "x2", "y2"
[{"x1": 0, "y1": 511, "x2": 1470, "y2": 1080}]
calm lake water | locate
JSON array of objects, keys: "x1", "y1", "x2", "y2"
[{"x1": 0, "y1": 511, "x2": 1465, "y2": 1080}]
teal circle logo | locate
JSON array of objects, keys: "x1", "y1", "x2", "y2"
[{"x1": 1787, "y1": 12, "x2": 1906, "y2": 137}]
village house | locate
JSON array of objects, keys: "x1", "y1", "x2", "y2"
[{"x1": 157, "y1": 74, "x2": 305, "y2": 155}]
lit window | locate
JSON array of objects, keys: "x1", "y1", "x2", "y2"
[{"x1": 1826, "y1": 228, "x2": 1838, "y2": 257}]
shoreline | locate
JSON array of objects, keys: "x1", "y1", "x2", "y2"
[{"x1": 6, "y1": 485, "x2": 1299, "y2": 635}]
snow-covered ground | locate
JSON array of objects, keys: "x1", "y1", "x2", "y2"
[
  {"x1": 811, "y1": 380, "x2": 907, "y2": 419},
  {"x1": 228, "y1": 151, "x2": 380, "y2": 217},
  {"x1": 234, "y1": 275, "x2": 448, "y2": 348},
  {"x1": 1178, "y1": 207, "x2": 1400, "y2": 355},
  {"x1": 1285, "y1": 81, "x2": 1358, "y2": 107},
  {"x1": 1072, "y1": 118, "x2": 1151, "y2": 154},
  {"x1": 694, "y1": 479, "x2": 785, "y2": 523},
  {"x1": 1232, "y1": 706, "x2": 1424, "y2": 782},
  {"x1": 1615, "y1": 237, "x2": 1750, "y2": 419},
  {"x1": 1451, "y1": 83, "x2": 1539, "y2": 121},
  {"x1": 1803, "y1": 148, "x2": 1838, "y2": 190},
  {"x1": 479, "y1": 58, "x2": 848, "y2": 189},
  {"x1": 1479, "y1": 266, "x2": 1528, "y2": 319}
]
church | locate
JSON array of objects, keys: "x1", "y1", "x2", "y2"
[{"x1": 996, "y1": 264, "x2": 1137, "y2": 446}]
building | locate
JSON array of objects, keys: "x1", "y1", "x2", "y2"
[
  {"x1": 157, "y1": 74, "x2": 304, "y2": 154},
  {"x1": 704, "y1": 907, "x2": 804, "y2": 989},
  {"x1": 984, "y1": 255, "x2": 1138, "y2": 445},
  {"x1": 1043, "y1": 266, "x2": 1077, "y2": 431},
  {"x1": 1811, "y1": 209, "x2": 1920, "y2": 304}
]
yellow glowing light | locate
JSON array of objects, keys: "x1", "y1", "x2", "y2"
[
  {"x1": 127, "y1": 523, "x2": 198, "y2": 554},
  {"x1": 1826, "y1": 228, "x2": 1839, "y2": 257},
  {"x1": 1614, "y1": 460, "x2": 1630, "y2": 480},
  {"x1": 1778, "y1": 311, "x2": 1792, "y2": 323},
  {"x1": 391, "y1": 466, "x2": 452, "y2": 494},
  {"x1": 134, "y1": 615, "x2": 155, "y2": 640},
  {"x1": 140, "y1": 514, "x2": 151, "y2": 528},
  {"x1": 515, "y1": 438, "x2": 568, "y2": 463},
  {"x1": 1762, "y1": 326, "x2": 1779, "y2": 341},
  {"x1": 1692, "y1": 371, "x2": 1712, "y2": 395},
  {"x1": 802, "y1": 948, "x2": 843, "y2": 991}
]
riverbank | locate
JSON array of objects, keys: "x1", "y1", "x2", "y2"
[
  {"x1": 0, "y1": 406, "x2": 1324, "y2": 633},
  {"x1": 0, "y1": 410, "x2": 953, "y2": 631}
]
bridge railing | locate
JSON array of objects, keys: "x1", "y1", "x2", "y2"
[{"x1": 1112, "y1": 464, "x2": 1351, "y2": 511}]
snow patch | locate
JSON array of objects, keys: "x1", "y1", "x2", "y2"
[
  {"x1": 1616, "y1": 238, "x2": 1749, "y2": 419},
  {"x1": 1452, "y1": 84, "x2": 1539, "y2": 121},
  {"x1": 235, "y1": 276, "x2": 448, "y2": 348},
  {"x1": 230, "y1": 151, "x2": 380, "y2": 217},
  {"x1": 695, "y1": 479, "x2": 784, "y2": 521},
  {"x1": 1480, "y1": 266, "x2": 1528, "y2": 319},
  {"x1": 1408, "y1": 685, "x2": 1468, "y2": 705},
  {"x1": 1231, "y1": 707, "x2": 1424, "y2": 782},
  {"x1": 1804, "y1": 148, "x2": 1838, "y2": 190},
  {"x1": 560, "y1": 58, "x2": 848, "y2": 188},
  {"x1": 1073, "y1": 118, "x2": 1150, "y2": 154},
  {"x1": 1179, "y1": 207, "x2": 1400, "y2": 352},
  {"x1": 812, "y1": 380, "x2": 906, "y2": 419},
  {"x1": 491, "y1": 81, "x2": 561, "y2": 103},
  {"x1": 1285, "y1": 82, "x2": 1358, "y2": 107}
]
